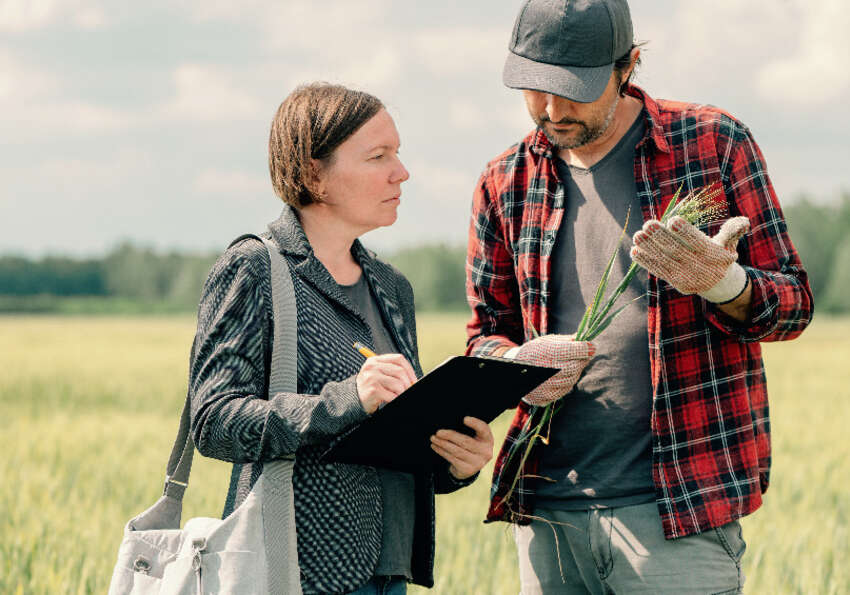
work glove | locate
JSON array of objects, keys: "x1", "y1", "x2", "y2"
[
  {"x1": 630, "y1": 216, "x2": 750, "y2": 303},
  {"x1": 507, "y1": 334, "x2": 595, "y2": 406}
]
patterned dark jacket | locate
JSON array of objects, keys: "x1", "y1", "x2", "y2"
[{"x1": 189, "y1": 205, "x2": 471, "y2": 593}]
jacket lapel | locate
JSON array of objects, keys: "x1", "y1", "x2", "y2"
[
  {"x1": 267, "y1": 206, "x2": 416, "y2": 366},
  {"x1": 267, "y1": 205, "x2": 357, "y2": 316},
  {"x1": 354, "y1": 241, "x2": 417, "y2": 367}
]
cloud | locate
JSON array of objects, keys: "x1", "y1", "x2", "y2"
[
  {"x1": 3, "y1": 148, "x2": 153, "y2": 203},
  {"x1": 160, "y1": 64, "x2": 264, "y2": 122},
  {"x1": 192, "y1": 168, "x2": 269, "y2": 196},
  {"x1": 626, "y1": 0, "x2": 848, "y2": 123},
  {"x1": 0, "y1": 51, "x2": 57, "y2": 100},
  {"x1": 412, "y1": 27, "x2": 506, "y2": 77},
  {"x1": 406, "y1": 161, "x2": 475, "y2": 207},
  {"x1": 448, "y1": 97, "x2": 530, "y2": 137},
  {"x1": 336, "y1": 47, "x2": 403, "y2": 89},
  {"x1": 263, "y1": 0, "x2": 391, "y2": 51},
  {"x1": 2, "y1": 0, "x2": 846, "y2": 258},
  {"x1": 0, "y1": 51, "x2": 136, "y2": 138},
  {"x1": 0, "y1": 0, "x2": 107, "y2": 31},
  {"x1": 449, "y1": 100, "x2": 486, "y2": 131},
  {"x1": 632, "y1": 2, "x2": 808, "y2": 101},
  {"x1": 756, "y1": 0, "x2": 850, "y2": 106},
  {"x1": 3, "y1": 57, "x2": 267, "y2": 135},
  {"x1": 45, "y1": 102, "x2": 135, "y2": 131},
  {"x1": 181, "y1": 0, "x2": 392, "y2": 54},
  {"x1": 163, "y1": 0, "x2": 423, "y2": 110},
  {"x1": 261, "y1": 1, "x2": 404, "y2": 93}
]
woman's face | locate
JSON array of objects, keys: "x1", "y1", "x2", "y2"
[{"x1": 311, "y1": 109, "x2": 409, "y2": 236}]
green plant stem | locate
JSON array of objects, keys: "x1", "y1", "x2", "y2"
[
  {"x1": 579, "y1": 262, "x2": 641, "y2": 341},
  {"x1": 502, "y1": 183, "x2": 697, "y2": 506},
  {"x1": 499, "y1": 405, "x2": 551, "y2": 506}
]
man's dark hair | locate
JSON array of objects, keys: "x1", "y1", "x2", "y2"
[
  {"x1": 269, "y1": 83, "x2": 384, "y2": 208},
  {"x1": 613, "y1": 43, "x2": 645, "y2": 95}
]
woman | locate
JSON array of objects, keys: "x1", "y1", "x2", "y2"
[{"x1": 188, "y1": 83, "x2": 494, "y2": 594}]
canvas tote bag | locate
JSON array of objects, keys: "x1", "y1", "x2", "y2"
[{"x1": 108, "y1": 235, "x2": 302, "y2": 595}]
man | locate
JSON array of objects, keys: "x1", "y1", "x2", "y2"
[{"x1": 464, "y1": 0, "x2": 814, "y2": 593}]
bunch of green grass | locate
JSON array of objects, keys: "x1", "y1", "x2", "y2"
[{"x1": 498, "y1": 184, "x2": 725, "y2": 513}]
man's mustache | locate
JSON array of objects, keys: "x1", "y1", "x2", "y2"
[{"x1": 538, "y1": 115, "x2": 586, "y2": 127}]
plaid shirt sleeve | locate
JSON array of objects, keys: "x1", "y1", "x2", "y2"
[
  {"x1": 465, "y1": 166, "x2": 525, "y2": 356},
  {"x1": 704, "y1": 123, "x2": 814, "y2": 341}
]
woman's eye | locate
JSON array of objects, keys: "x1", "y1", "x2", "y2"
[{"x1": 371, "y1": 154, "x2": 384, "y2": 160}]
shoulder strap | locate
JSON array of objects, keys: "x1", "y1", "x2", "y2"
[
  {"x1": 261, "y1": 235, "x2": 298, "y2": 396},
  {"x1": 255, "y1": 233, "x2": 301, "y2": 594},
  {"x1": 160, "y1": 233, "x2": 298, "y2": 501}
]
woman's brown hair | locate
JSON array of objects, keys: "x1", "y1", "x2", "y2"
[{"x1": 268, "y1": 83, "x2": 384, "y2": 208}]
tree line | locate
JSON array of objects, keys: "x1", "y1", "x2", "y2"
[{"x1": 1, "y1": 194, "x2": 848, "y2": 314}]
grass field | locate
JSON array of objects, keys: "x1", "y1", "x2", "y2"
[{"x1": 1, "y1": 313, "x2": 848, "y2": 594}]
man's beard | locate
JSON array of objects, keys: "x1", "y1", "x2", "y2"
[{"x1": 537, "y1": 94, "x2": 620, "y2": 150}]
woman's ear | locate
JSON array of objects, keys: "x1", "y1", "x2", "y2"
[{"x1": 308, "y1": 158, "x2": 326, "y2": 200}]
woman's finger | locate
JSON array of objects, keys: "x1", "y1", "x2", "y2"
[
  {"x1": 382, "y1": 353, "x2": 418, "y2": 386},
  {"x1": 374, "y1": 385, "x2": 397, "y2": 404},
  {"x1": 433, "y1": 429, "x2": 476, "y2": 452},
  {"x1": 430, "y1": 435, "x2": 488, "y2": 468},
  {"x1": 430, "y1": 443, "x2": 473, "y2": 472},
  {"x1": 430, "y1": 435, "x2": 474, "y2": 462},
  {"x1": 463, "y1": 416, "x2": 494, "y2": 443},
  {"x1": 368, "y1": 355, "x2": 416, "y2": 389},
  {"x1": 434, "y1": 418, "x2": 494, "y2": 452},
  {"x1": 376, "y1": 375, "x2": 407, "y2": 397},
  {"x1": 430, "y1": 443, "x2": 459, "y2": 470},
  {"x1": 430, "y1": 443, "x2": 480, "y2": 480}
]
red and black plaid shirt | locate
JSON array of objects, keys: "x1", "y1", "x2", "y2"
[{"x1": 465, "y1": 85, "x2": 814, "y2": 539}]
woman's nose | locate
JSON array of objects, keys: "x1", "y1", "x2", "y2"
[{"x1": 392, "y1": 157, "x2": 410, "y2": 184}]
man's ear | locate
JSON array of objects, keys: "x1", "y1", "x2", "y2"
[
  {"x1": 630, "y1": 47, "x2": 641, "y2": 66},
  {"x1": 617, "y1": 47, "x2": 640, "y2": 94},
  {"x1": 624, "y1": 47, "x2": 640, "y2": 82}
]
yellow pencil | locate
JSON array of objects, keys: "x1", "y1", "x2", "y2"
[{"x1": 353, "y1": 341, "x2": 377, "y2": 358}]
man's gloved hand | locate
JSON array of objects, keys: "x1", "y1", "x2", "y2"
[
  {"x1": 630, "y1": 215, "x2": 750, "y2": 303},
  {"x1": 508, "y1": 334, "x2": 595, "y2": 406}
]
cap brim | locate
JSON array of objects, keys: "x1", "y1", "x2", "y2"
[{"x1": 503, "y1": 51, "x2": 613, "y2": 103}]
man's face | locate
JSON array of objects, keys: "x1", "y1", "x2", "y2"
[{"x1": 523, "y1": 72, "x2": 622, "y2": 150}]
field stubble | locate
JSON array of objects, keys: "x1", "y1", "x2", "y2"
[{"x1": 1, "y1": 314, "x2": 848, "y2": 594}]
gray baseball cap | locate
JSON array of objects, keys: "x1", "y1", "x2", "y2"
[{"x1": 503, "y1": 0, "x2": 633, "y2": 103}]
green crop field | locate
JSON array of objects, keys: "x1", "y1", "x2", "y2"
[{"x1": 1, "y1": 313, "x2": 848, "y2": 594}]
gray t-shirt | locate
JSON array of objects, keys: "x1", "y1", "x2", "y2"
[
  {"x1": 537, "y1": 114, "x2": 656, "y2": 509},
  {"x1": 339, "y1": 273, "x2": 415, "y2": 579}
]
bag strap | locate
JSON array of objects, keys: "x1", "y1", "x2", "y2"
[
  {"x1": 256, "y1": 233, "x2": 301, "y2": 595},
  {"x1": 150, "y1": 231, "x2": 301, "y2": 593},
  {"x1": 261, "y1": 234, "x2": 298, "y2": 397},
  {"x1": 160, "y1": 232, "x2": 298, "y2": 500}
]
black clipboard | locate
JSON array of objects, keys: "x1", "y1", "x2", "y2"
[{"x1": 321, "y1": 355, "x2": 558, "y2": 473}]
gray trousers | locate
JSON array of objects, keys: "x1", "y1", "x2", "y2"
[{"x1": 514, "y1": 503, "x2": 746, "y2": 594}]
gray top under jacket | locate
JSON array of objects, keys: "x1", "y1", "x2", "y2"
[
  {"x1": 539, "y1": 114, "x2": 656, "y2": 509},
  {"x1": 339, "y1": 274, "x2": 416, "y2": 580},
  {"x1": 188, "y1": 205, "x2": 474, "y2": 593}
]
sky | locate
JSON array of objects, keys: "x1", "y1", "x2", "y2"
[{"x1": 2, "y1": 0, "x2": 848, "y2": 258}]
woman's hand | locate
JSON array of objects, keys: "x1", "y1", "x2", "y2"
[
  {"x1": 430, "y1": 416, "x2": 494, "y2": 480},
  {"x1": 355, "y1": 353, "x2": 418, "y2": 414}
]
